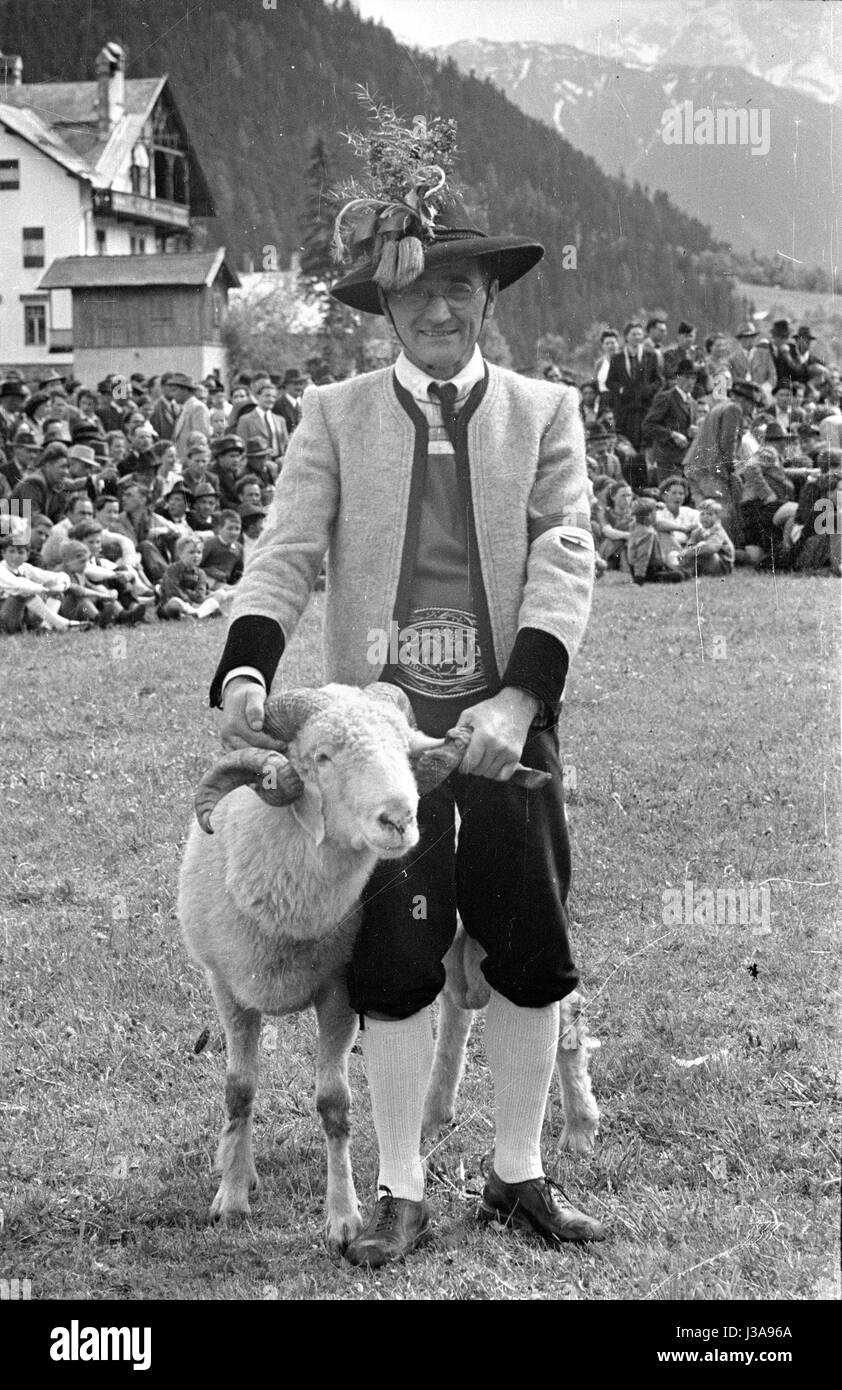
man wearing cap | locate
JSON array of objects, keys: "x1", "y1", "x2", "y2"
[
  {"x1": 95, "y1": 378, "x2": 128, "y2": 434},
  {"x1": 683, "y1": 380, "x2": 762, "y2": 539},
  {"x1": 768, "y1": 319, "x2": 799, "y2": 387},
  {"x1": 789, "y1": 326, "x2": 825, "y2": 386},
  {"x1": 10, "y1": 442, "x2": 72, "y2": 523},
  {"x1": 186, "y1": 479, "x2": 219, "y2": 533},
  {"x1": 274, "y1": 368, "x2": 306, "y2": 435},
  {"x1": 240, "y1": 437, "x2": 276, "y2": 491},
  {"x1": 171, "y1": 374, "x2": 212, "y2": 461},
  {"x1": 662, "y1": 322, "x2": 698, "y2": 382},
  {"x1": 641, "y1": 359, "x2": 698, "y2": 485},
  {"x1": 728, "y1": 322, "x2": 777, "y2": 399},
  {"x1": 0, "y1": 426, "x2": 39, "y2": 493},
  {"x1": 585, "y1": 423, "x2": 623, "y2": 481},
  {"x1": 149, "y1": 372, "x2": 181, "y2": 441},
  {"x1": 208, "y1": 435, "x2": 247, "y2": 508},
  {"x1": 0, "y1": 378, "x2": 28, "y2": 456},
  {"x1": 209, "y1": 135, "x2": 602, "y2": 1268}
]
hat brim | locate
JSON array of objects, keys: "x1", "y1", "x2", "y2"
[{"x1": 330, "y1": 236, "x2": 545, "y2": 315}]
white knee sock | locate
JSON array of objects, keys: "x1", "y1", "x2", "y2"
[
  {"x1": 26, "y1": 597, "x2": 71, "y2": 630},
  {"x1": 360, "y1": 1010, "x2": 434, "y2": 1202},
  {"x1": 484, "y1": 989, "x2": 559, "y2": 1183}
]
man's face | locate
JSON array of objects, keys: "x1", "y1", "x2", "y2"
[
  {"x1": 166, "y1": 493, "x2": 187, "y2": 518},
  {"x1": 14, "y1": 443, "x2": 39, "y2": 472},
  {"x1": 679, "y1": 330, "x2": 696, "y2": 348},
  {"x1": 239, "y1": 482, "x2": 262, "y2": 509},
  {"x1": 109, "y1": 436, "x2": 128, "y2": 462},
  {"x1": 590, "y1": 441, "x2": 609, "y2": 464},
  {"x1": 132, "y1": 428, "x2": 154, "y2": 456},
  {"x1": 255, "y1": 383, "x2": 277, "y2": 410},
  {"x1": 193, "y1": 495, "x2": 216, "y2": 521},
  {"x1": 122, "y1": 487, "x2": 146, "y2": 515},
  {"x1": 776, "y1": 388, "x2": 792, "y2": 410},
  {"x1": 649, "y1": 322, "x2": 667, "y2": 346},
  {"x1": 664, "y1": 483, "x2": 685, "y2": 508},
  {"x1": 43, "y1": 456, "x2": 70, "y2": 488},
  {"x1": 29, "y1": 521, "x2": 51, "y2": 551},
  {"x1": 286, "y1": 380, "x2": 304, "y2": 399},
  {"x1": 217, "y1": 518, "x2": 241, "y2": 546},
  {"x1": 384, "y1": 259, "x2": 497, "y2": 379},
  {"x1": 231, "y1": 387, "x2": 250, "y2": 408},
  {"x1": 3, "y1": 542, "x2": 28, "y2": 570},
  {"x1": 187, "y1": 447, "x2": 210, "y2": 470},
  {"x1": 625, "y1": 325, "x2": 644, "y2": 350},
  {"x1": 70, "y1": 500, "x2": 94, "y2": 525},
  {"x1": 217, "y1": 448, "x2": 244, "y2": 476},
  {"x1": 676, "y1": 372, "x2": 695, "y2": 393}
]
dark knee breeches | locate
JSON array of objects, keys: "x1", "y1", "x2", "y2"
[{"x1": 348, "y1": 724, "x2": 578, "y2": 1018}]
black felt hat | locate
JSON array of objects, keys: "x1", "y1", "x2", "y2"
[{"x1": 331, "y1": 194, "x2": 544, "y2": 317}]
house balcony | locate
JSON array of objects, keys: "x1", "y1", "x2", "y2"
[{"x1": 91, "y1": 189, "x2": 191, "y2": 230}]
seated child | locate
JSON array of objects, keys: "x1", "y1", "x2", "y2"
[
  {"x1": 57, "y1": 539, "x2": 124, "y2": 627},
  {"x1": 0, "y1": 531, "x2": 82, "y2": 632},
  {"x1": 157, "y1": 534, "x2": 226, "y2": 620},
  {"x1": 200, "y1": 509, "x2": 244, "y2": 592},
  {"x1": 679, "y1": 499, "x2": 736, "y2": 576},
  {"x1": 627, "y1": 497, "x2": 685, "y2": 584}
]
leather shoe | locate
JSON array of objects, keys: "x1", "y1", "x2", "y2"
[
  {"x1": 479, "y1": 1167, "x2": 605, "y2": 1244},
  {"x1": 344, "y1": 1188, "x2": 432, "y2": 1269}
]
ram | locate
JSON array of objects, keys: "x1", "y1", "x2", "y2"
[{"x1": 179, "y1": 682, "x2": 597, "y2": 1250}]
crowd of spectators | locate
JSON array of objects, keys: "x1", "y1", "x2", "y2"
[
  {"x1": 0, "y1": 359, "x2": 324, "y2": 635},
  {"x1": 547, "y1": 314, "x2": 841, "y2": 583},
  {"x1": 1, "y1": 321, "x2": 839, "y2": 635}
]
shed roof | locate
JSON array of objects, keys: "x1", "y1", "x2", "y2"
[{"x1": 38, "y1": 250, "x2": 240, "y2": 291}]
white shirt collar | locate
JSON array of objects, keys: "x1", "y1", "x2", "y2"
[{"x1": 394, "y1": 346, "x2": 485, "y2": 404}]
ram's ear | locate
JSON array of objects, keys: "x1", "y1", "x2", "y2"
[{"x1": 291, "y1": 782, "x2": 325, "y2": 846}]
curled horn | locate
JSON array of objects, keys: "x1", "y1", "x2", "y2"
[
  {"x1": 194, "y1": 749, "x2": 304, "y2": 835},
  {"x1": 261, "y1": 688, "x2": 335, "y2": 745}
]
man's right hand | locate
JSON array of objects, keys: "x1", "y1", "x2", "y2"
[{"x1": 218, "y1": 677, "x2": 281, "y2": 751}]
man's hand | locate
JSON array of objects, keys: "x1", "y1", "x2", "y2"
[
  {"x1": 454, "y1": 687, "x2": 540, "y2": 780},
  {"x1": 671, "y1": 430, "x2": 689, "y2": 447},
  {"x1": 218, "y1": 677, "x2": 282, "y2": 751}
]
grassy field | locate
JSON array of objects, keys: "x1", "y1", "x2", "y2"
[{"x1": 1, "y1": 571, "x2": 839, "y2": 1302}]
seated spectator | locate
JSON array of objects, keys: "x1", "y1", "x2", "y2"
[
  {"x1": 598, "y1": 480, "x2": 634, "y2": 569},
  {"x1": 182, "y1": 438, "x2": 213, "y2": 495},
  {"x1": 585, "y1": 424, "x2": 623, "y2": 480},
  {"x1": 200, "y1": 509, "x2": 244, "y2": 590},
  {"x1": 186, "y1": 480, "x2": 219, "y2": 534},
  {"x1": 241, "y1": 437, "x2": 277, "y2": 490},
  {"x1": 679, "y1": 499, "x2": 735, "y2": 576},
  {"x1": 56, "y1": 538, "x2": 124, "y2": 628},
  {"x1": 106, "y1": 430, "x2": 130, "y2": 471},
  {"x1": 40, "y1": 493, "x2": 96, "y2": 567},
  {"x1": 157, "y1": 534, "x2": 226, "y2": 620},
  {"x1": 113, "y1": 482, "x2": 178, "y2": 582},
  {"x1": 67, "y1": 520, "x2": 153, "y2": 618},
  {"x1": 0, "y1": 531, "x2": 82, "y2": 633},
  {"x1": 209, "y1": 434, "x2": 247, "y2": 507},
  {"x1": 627, "y1": 496, "x2": 685, "y2": 584},
  {"x1": 25, "y1": 513, "x2": 54, "y2": 562},
  {"x1": 233, "y1": 473, "x2": 265, "y2": 511},
  {"x1": 578, "y1": 381, "x2": 600, "y2": 429},
  {"x1": 239, "y1": 502, "x2": 267, "y2": 563},
  {"x1": 22, "y1": 390, "x2": 52, "y2": 445},
  {"x1": 788, "y1": 447, "x2": 842, "y2": 575},
  {"x1": 92, "y1": 494, "x2": 156, "y2": 595},
  {"x1": 654, "y1": 476, "x2": 700, "y2": 563},
  {"x1": 10, "y1": 442, "x2": 71, "y2": 523},
  {"x1": 156, "y1": 480, "x2": 194, "y2": 539},
  {"x1": 737, "y1": 445, "x2": 795, "y2": 569},
  {"x1": 599, "y1": 412, "x2": 641, "y2": 487},
  {"x1": 1, "y1": 426, "x2": 40, "y2": 492}
]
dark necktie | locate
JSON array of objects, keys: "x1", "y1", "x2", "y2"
[{"x1": 429, "y1": 382, "x2": 459, "y2": 447}]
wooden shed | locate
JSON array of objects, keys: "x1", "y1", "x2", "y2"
[{"x1": 38, "y1": 249, "x2": 239, "y2": 383}]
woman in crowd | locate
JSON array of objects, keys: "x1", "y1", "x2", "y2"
[
  {"x1": 598, "y1": 479, "x2": 635, "y2": 570},
  {"x1": 654, "y1": 476, "x2": 700, "y2": 566}
]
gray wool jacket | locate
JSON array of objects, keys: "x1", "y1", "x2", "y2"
[{"x1": 222, "y1": 361, "x2": 595, "y2": 696}]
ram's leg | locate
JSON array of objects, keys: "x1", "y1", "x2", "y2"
[
  {"x1": 209, "y1": 973, "x2": 262, "y2": 1223},
  {"x1": 556, "y1": 991, "x2": 599, "y2": 1154},
  {"x1": 422, "y1": 987, "x2": 474, "y2": 1140},
  {"x1": 314, "y1": 983, "x2": 361, "y2": 1253}
]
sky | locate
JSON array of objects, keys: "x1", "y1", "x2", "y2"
[{"x1": 346, "y1": 0, "x2": 601, "y2": 47}]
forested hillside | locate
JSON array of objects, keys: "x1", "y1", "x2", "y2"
[{"x1": 0, "y1": 0, "x2": 739, "y2": 361}]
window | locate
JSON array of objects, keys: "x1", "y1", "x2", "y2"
[
  {"x1": 130, "y1": 142, "x2": 150, "y2": 197},
  {"x1": 130, "y1": 235, "x2": 147, "y2": 255},
  {"x1": 24, "y1": 303, "x2": 46, "y2": 346},
  {"x1": 95, "y1": 228, "x2": 106, "y2": 255},
  {"x1": 0, "y1": 159, "x2": 20, "y2": 190},
  {"x1": 22, "y1": 226, "x2": 44, "y2": 268}
]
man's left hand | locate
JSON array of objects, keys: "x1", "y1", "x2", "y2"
[{"x1": 454, "y1": 687, "x2": 540, "y2": 781}]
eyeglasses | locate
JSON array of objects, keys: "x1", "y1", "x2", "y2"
[{"x1": 388, "y1": 282, "x2": 486, "y2": 310}]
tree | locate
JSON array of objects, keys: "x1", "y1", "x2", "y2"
[{"x1": 298, "y1": 137, "x2": 358, "y2": 375}]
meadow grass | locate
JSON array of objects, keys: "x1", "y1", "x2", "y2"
[{"x1": 1, "y1": 571, "x2": 839, "y2": 1302}]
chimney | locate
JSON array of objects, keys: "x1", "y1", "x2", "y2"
[
  {"x1": 95, "y1": 41, "x2": 125, "y2": 138},
  {"x1": 0, "y1": 51, "x2": 23, "y2": 87}
]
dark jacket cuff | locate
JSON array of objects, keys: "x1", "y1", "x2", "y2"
[
  {"x1": 208, "y1": 615, "x2": 286, "y2": 707},
  {"x1": 500, "y1": 627, "x2": 569, "y2": 721}
]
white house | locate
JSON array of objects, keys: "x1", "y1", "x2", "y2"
[{"x1": 0, "y1": 41, "x2": 217, "y2": 377}]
